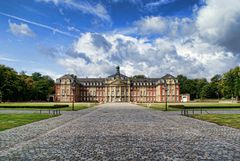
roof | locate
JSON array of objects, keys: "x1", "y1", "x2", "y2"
[
  {"x1": 58, "y1": 74, "x2": 76, "y2": 80},
  {"x1": 77, "y1": 78, "x2": 105, "y2": 83},
  {"x1": 108, "y1": 73, "x2": 128, "y2": 79},
  {"x1": 108, "y1": 66, "x2": 128, "y2": 80},
  {"x1": 56, "y1": 67, "x2": 178, "y2": 85},
  {"x1": 161, "y1": 74, "x2": 176, "y2": 79}
]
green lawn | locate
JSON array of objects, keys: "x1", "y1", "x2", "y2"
[
  {"x1": 139, "y1": 102, "x2": 240, "y2": 111},
  {"x1": 0, "y1": 102, "x2": 97, "y2": 111},
  {"x1": 0, "y1": 113, "x2": 58, "y2": 131},
  {"x1": 191, "y1": 114, "x2": 240, "y2": 129},
  {"x1": 139, "y1": 103, "x2": 179, "y2": 111}
]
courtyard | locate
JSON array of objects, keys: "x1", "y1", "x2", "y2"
[{"x1": 0, "y1": 103, "x2": 239, "y2": 160}]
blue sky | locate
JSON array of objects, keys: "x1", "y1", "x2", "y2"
[{"x1": 0, "y1": 0, "x2": 239, "y2": 79}]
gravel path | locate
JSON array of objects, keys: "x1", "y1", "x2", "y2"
[{"x1": 0, "y1": 103, "x2": 239, "y2": 161}]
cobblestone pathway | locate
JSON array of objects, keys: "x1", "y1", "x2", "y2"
[{"x1": 0, "y1": 103, "x2": 239, "y2": 161}]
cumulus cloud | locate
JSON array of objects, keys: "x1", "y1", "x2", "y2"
[
  {"x1": 133, "y1": 16, "x2": 195, "y2": 38},
  {"x1": 8, "y1": 21, "x2": 35, "y2": 37},
  {"x1": 36, "y1": 0, "x2": 111, "y2": 21},
  {"x1": 196, "y1": 0, "x2": 240, "y2": 54},
  {"x1": 47, "y1": 0, "x2": 240, "y2": 79},
  {"x1": 56, "y1": 33, "x2": 210, "y2": 78}
]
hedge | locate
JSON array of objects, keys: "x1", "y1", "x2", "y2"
[
  {"x1": 168, "y1": 105, "x2": 240, "y2": 109},
  {"x1": 0, "y1": 105, "x2": 69, "y2": 108}
]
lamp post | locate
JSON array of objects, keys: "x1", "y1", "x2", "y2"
[
  {"x1": 71, "y1": 80, "x2": 76, "y2": 111},
  {"x1": 164, "y1": 81, "x2": 168, "y2": 111}
]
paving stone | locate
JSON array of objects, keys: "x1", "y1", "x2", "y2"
[{"x1": 0, "y1": 103, "x2": 239, "y2": 160}]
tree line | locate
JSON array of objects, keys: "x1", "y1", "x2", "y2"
[
  {"x1": 0, "y1": 65, "x2": 54, "y2": 102},
  {"x1": 177, "y1": 66, "x2": 240, "y2": 100}
]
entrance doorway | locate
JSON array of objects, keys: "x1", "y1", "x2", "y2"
[{"x1": 114, "y1": 97, "x2": 121, "y2": 102}]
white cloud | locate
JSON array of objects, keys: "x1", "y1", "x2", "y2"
[
  {"x1": 145, "y1": 0, "x2": 177, "y2": 9},
  {"x1": 134, "y1": 16, "x2": 167, "y2": 35},
  {"x1": 41, "y1": 0, "x2": 240, "y2": 79},
  {"x1": 0, "y1": 12, "x2": 77, "y2": 38},
  {"x1": 67, "y1": 26, "x2": 80, "y2": 32},
  {"x1": 132, "y1": 16, "x2": 195, "y2": 38},
  {"x1": 196, "y1": 0, "x2": 240, "y2": 54},
  {"x1": 55, "y1": 30, "x2": 239, "y2": 79},
  {"x1": 0, "y1": 55, "x2": 18, "y2": 62},
  {"x1": 56, "y1": 33, "x2": 211, "y2": 78},
  {"x1": 175, "y1": 36, "x2": 239, "y2": 77},
  {"x1": 8, "y1": 21, "x2": 35, "y2": 37},
  {"x1": 110, "y1": 0, "x2": 142, "y2": 4},
  {"x1": 37, "y1": 0, "x2": 111, "y2": 21}
]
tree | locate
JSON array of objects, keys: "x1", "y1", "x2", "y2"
[
  {"x1": 32, "y1": 72, "x2": 42, "y2": 81},
  {"x1": 200, "y1": 84, "x2": 218, "y2": 99},
  {"x1": 211, "y1": 74, "x2": 222, "y2": 83},
  {"x1": 194, "y1": 78, "x2": 208, "y2": 99},
  {"x1": 177, "y1": 75, "x2": 208, "y2": 100},
  {"x1": 210, "y1": 74, "x2": 222, "y2": 99},
  {"x1": 32, "y1": 75, "x2": 55, "y2": 101},
  {"x1": 0, "y1": 90, "x2": 2, "y2": 102},
  {"x1": 0, "y1": 64, "x2": 55, "y2": 102},
  {"x1": 221, "y1": 66, "x2": 240, "y2": 99},
  {"x1": 177, "y1": 75, "x2": 188, "y2": 94}
]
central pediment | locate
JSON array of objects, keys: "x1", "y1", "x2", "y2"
[{"x1": 106, "y1": 78, "x2": 129, "y2": 85}]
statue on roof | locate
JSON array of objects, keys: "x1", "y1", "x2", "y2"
[{"x1": 116, "y1": 66, "x2": 120, "y2": 75}]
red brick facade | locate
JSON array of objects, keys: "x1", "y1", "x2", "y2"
[{"x1": 55, "y1": 67, "x2": 180, "y2": 103}]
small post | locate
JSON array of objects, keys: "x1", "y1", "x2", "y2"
[
  {"x1": 71, "y1": 80, "x2": 76, "y2": 111},
  {"x1": 164, "y1": 81, "x2": 168, "y2": 111}
]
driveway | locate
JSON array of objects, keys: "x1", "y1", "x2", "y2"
[{"x1": 0, "y1": 103, "x2": 239, "y2": 160}]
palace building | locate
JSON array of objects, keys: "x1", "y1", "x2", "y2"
[{"x1": 55, "y1": 66, "x2": 180, "y2": 103}]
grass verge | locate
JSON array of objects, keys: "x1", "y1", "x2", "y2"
[
  {"x1": 139, "y1": 103, "x2": 240, "y2": 111},
  {"x1": 0, "y1": 113, "x2": 58, "y2": 131},
  {"x1": 139, "y1": 103, "x2": 179, "y2": 111},
  {"x1": 0, "y1": 103, "x2": 97, "y2": 111},
  {"x1": 191, "y1": 114, "x2": 240, "y2": 129}
]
